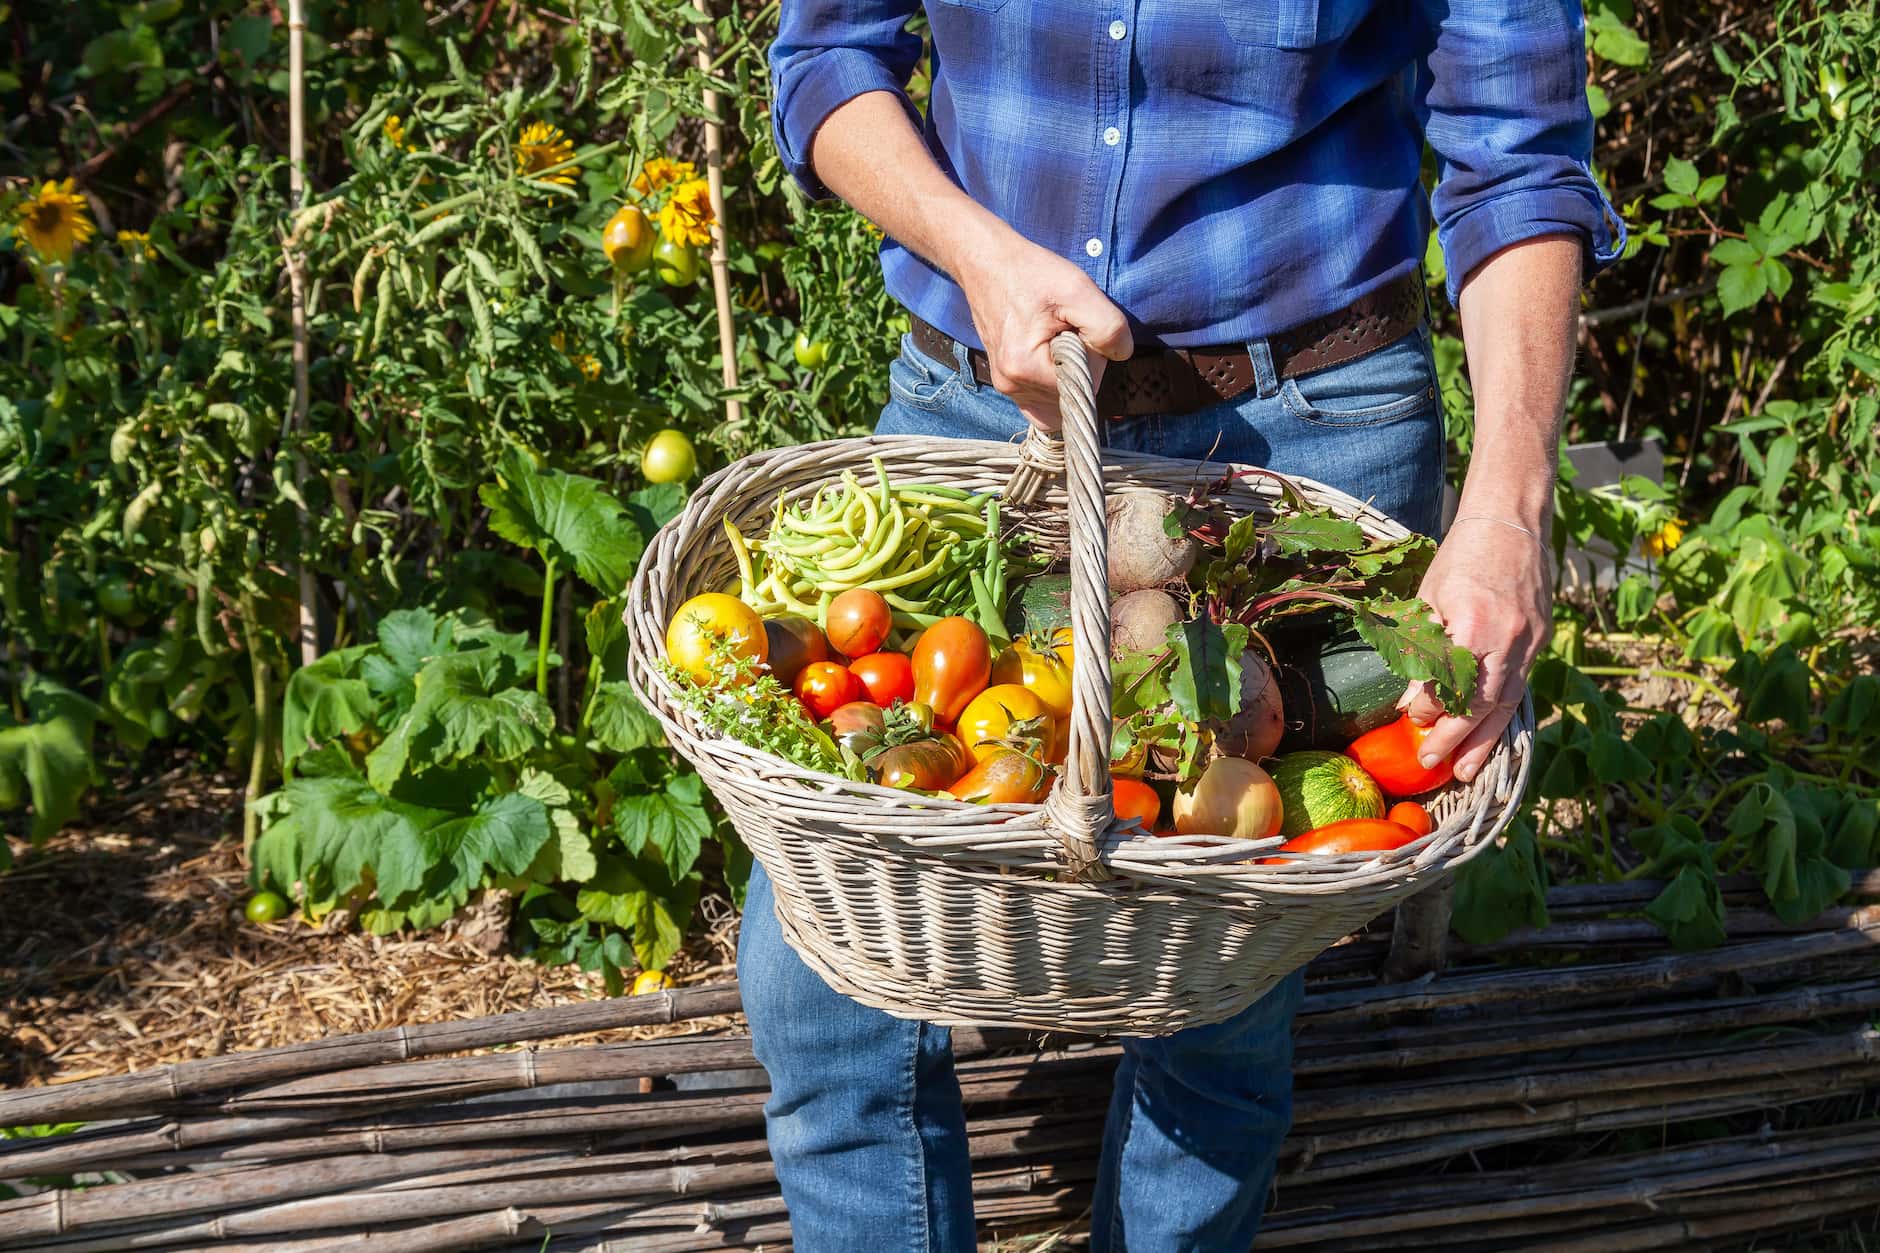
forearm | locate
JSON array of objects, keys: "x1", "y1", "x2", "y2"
[
  {"x1": 809, "y1": 91, "x2": 1017, "y2": 290},
  {"x1": 1453, "y1": 235, "x2": 1583, "y2": 534}
]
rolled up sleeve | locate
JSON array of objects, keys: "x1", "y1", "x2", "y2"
[
  {"x1": 1417, "y1": 0, "x2": 1627, "y2": 304},
  {"x1": 769, "y1": 1, "x2": 924, "y2": 200}
]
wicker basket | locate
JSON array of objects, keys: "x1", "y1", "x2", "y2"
[{"x1": 626, "y1": 333, "x2": 1532, "y2": 1035}]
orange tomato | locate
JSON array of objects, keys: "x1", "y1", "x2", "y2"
[
  {"x1": 912, "y1": 616, "x2": 992, "y2": 726},
  {"x1": 1348, "y1": 713, "x2": 1454, "y2": 798},
  {"x1": 1388, "y1": 800, "x2": 1434, "y2": 836},
  {"x1": 1112, "y1": 778, "x2": 1161, "y2": 831},
  {"x1": 948, "y1": 747, "x2": 1053, "y2": 805},
  {"x1": 827, "y1": 588, "x2": 892, "y2": 659}
]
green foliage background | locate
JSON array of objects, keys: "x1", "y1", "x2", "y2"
[{"x1": 1, "y1": 0, "x2": 1876, "y2": 973}]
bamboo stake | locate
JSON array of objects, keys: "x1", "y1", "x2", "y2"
[
  {"x1": 284, "y1": 0, "x2": 318, "y2": 672},
  {"x1": 695, "y1": 11, "x2": 742, "y2": 436}
]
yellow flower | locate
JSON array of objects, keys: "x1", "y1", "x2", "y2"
[
  {"x1": 383, "y1": 114, "x2": 416, "y2": 152},
  {"x1": 1642, "y1": 519, "x2": 1685, "y2": 558},
  {"x1": 633, "y1": 157, "x2": 696, "y2": 196},
  {"x1": 658, "y1": 178, "x2": 714, "y2": 247},
  {"x1": 572, "y1": 353, "x2": 601, "y2": 381},
  {"x1": 117, "y1": 230, "x2": 154, "y2": 261},
  {"x1": 515, "y1": 121, "x2": 579, "y2": 186},
  {"x1": 16, "y1": 179, "x2": 95, "y2": 264}
]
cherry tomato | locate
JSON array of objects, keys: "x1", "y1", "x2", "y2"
[
  {"x1": 849, "y1": 651, "x2": 915, "y2": 706},
  {"x1": 948, "y1": 747, "x2": 1053, "y2": 805},
  {"x1": 641, "y1": 429, "x2": 696, "y2": 483},
  {"x1": 96, "y1": 578, "x2": 137, "y2": 621},
  {"x1": 655, "y1": 238, "x2": 699, "y2": 286},
  {"x1": 763, "y1": 614, "x2": 829, "y2": 687},
  {"x1": 795, "y1": 661, "x2": 866, "y2": 719},
  {"x1": 1112, "y1": 778, "x2": 1162, "y2": 831},
  {"x1": 912, "y1": 616, "x2": 992, "y2": 726},
  {"x1": 793, "y1": 330, "x2": 832, "y2": 371},
  {"x1": 1388, "y1": 800, "x2": 1435, "y2": 836},
  {"x1": 603, "y1": 205, "x2": 656, "y2": 273},
  {"x1": 630, "y1": 969, "x2": 674, "y2": 994},
  {"x1": 244, "y1": 891, "x2": 289, "y2": 924},
  {"x1": 1348, "y1": 713, "x2": 1454, "y2": 798},
  {"x1": 827, "y1": 588, "x2": 891, "y2": 658},
  {"x1": 874, "y1": 735, "x2": 974, "y2": 791},
  {"x1": 957, "y1": 684, "x2": 1059, "y2": 765}
]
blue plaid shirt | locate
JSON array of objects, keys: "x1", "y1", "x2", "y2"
[{"x1": 771, "y1": 0, "x2": 1624, "y2": 350}]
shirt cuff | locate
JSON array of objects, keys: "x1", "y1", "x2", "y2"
[
  {"x1": 774, "y1": 50, "x2": 923, "y2": 201},
  {"x1": 1439, "y1": 179, "x2": 1627, "y2": 306}
]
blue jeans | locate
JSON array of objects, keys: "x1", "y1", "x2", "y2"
[{"x1": 740, "y1": 327, "x2": 1446, "y2": 1251}]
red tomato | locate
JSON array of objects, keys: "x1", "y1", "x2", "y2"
[
  {"x1": 911, "y1": 616, "x2": 992, "y2": 726},
  {"x1": 1388, "y1": 800, "x2": 1435, "y2": 836},
  {"x1": 1260, "y1": 818, "x2": 1420, "y2": 863},
  {"x1": 1348, "y1": 714, "x2": 1454, "y2": 798},
  {"x1": 947, "y1": 748, "x2": 1052, "y2": 805},
  {"x1": 827, "y1": 588, "x2": 892, "y2": 659},
  {"x1": 795, "y1": 662, "x2": 866, "y2": 719},
  {"x1": 1112, "y1": 778, "x2": 1162, "y2": 831},
  {"x1": 849, "y1": 652, "x2": 915, "y2": 706}
]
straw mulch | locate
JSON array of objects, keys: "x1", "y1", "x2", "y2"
[{"x1": 1, "y1": 768, "x2": 739, "y2": 1091}]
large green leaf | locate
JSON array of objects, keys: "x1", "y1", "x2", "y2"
[
  {"x1": 480, "y1": 461, "x2": 644, "y2": 594},
  {"x1": 589, "y1": 681, "x2": 661, "y2": 752},
  {"x1": 517, "y1": 770, "x2": 597, "y2": 884},
  {"x1": 283, "y1": 646, "x2": 376, "y2": 766},
  {"x1": 286, "y1": 776, "x2": 442, "y2": 902},
  {"x1": 615, "y1": 770, "x2": 710, "y2": 880},
  {"x1": 1351, "y1": 595, "x2": 1478, "y2": 714},
  {"x1": 367, "y1": 650, "x2": 554, "y2": 791},
  {"x1": 1261, "y1": 511, "x2": 1366, "y2": 558},
  {"x1": 1165, "y1": 620, "x2": 1250, "y2": 724},
  {"x1": 421, "y1": 791, "x2": 552, "y2": 899},
  {"x1": 362, "y1": 609, "x2": 457, "y2": 709},
  {"x1": 0, "y1": 680, "x2": 100, "y2": 842}
]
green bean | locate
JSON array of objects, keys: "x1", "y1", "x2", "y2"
[
  {"x1": 882, "y1": 591, "x2": 932, "y2": 613},
  {"x1": 723, "y1": 517, "x2": 757, "y2": 601},
  {"x1": 854, "y1": 539, "x2": 957, "y2": 592},
  {"x1": 892, "y1": 609, "x2": 946, "y2": 632}
]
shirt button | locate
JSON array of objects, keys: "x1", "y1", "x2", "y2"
[
  {"x1": 1109, "y1": 19, "x2": 1126, "y2": 39},
  {"x1": 1103, "y1": 126, "x2": 1121, "y2": 146},
  {"x1": 1085, "y1": 238, "x2": 1104, "y2": 258}
]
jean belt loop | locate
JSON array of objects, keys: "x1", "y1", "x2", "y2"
[
  {"x1": 1247, "y1": 338, "x2": 1281, "y2": 400},
  {"x1": 951, "y1": 340, "x2": 979, "y2": 393}
]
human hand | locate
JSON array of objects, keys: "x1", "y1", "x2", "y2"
[
  {"x1": 1400, "y1": 515, "x2": 1553, "y2": 784},
  {"x1": 953, "y1": 232, "x2": 1133, "y2": 430}
]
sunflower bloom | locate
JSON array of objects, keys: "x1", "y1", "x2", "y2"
[
  {"x1": 16, "y1": 179, "x2": 95, "y2": 264},
  {"x1": 117, "y1": 230, "x2": 155, "y2": 261},
  {"x1": 515, "y1": 121, "x2": 579, "y2": 186},
  {"x1": 633, "y1": 157, "x2": 696, "y2": 196},
  {"x1": 659, "y1": 178, "x2": 714, "y2": 247}
]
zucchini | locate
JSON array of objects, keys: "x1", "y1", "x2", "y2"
[{"x1": 1273, "y1": 627, "x2": 1408, "y2": 751}]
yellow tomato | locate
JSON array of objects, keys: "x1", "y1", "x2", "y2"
[
  {"x1": 957, "y1": 683, "x2": 1060, "y2": 766},
  {"x1": 603, "y1": 205, "x2": 656, "y2": 273},
  {"x1": 990, "y1": 632, "x2": 1074, "y2": 719},
  {"x1": 630, "y1": 969, "x2": 674, "y2": 995},
  {"x1": 665, "y1": 593, "x2": 767, "y2": 685}
]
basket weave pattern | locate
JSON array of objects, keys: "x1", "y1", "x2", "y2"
[{"x1": 627, "y1": 334, "x2": 1532, "y2": 1035}]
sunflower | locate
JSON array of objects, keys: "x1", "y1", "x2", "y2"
[
  {"x1": 515, "y1": 121, "x2": 579, "y2": 186},
  {"x1": 117, "y1": 230, "x2": 154, "y2": 261},
  {"x1": 16, "y1": 179, "x2": 95, "y2": 264},
  {"x1": 658, "y1": 178, "x2": 714, "y2": 247},
  {"x1": 1642, "y1": 519, "x2": 1685, "y2": 559},
  {"x1": 572, "y1": 353, "x2": 602, "y2": 381},
  {"x1": 632, "y1": 157, "x2": 696, "y2": 196}
]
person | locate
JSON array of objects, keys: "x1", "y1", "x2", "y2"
[{"x1": 741, "y1": 2, "x2": 1624, "y2": 1247}]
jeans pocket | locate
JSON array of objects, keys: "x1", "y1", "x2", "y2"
[
  {"x1": 888, "y1": 337, "x2": 965, "y2": 414},
  {"x1": 1222, "y1": 0, "x2": 1365, "y2": 48},
  {"x1": 1280, "y1": 331, "x2": 1439, "y2": 428}
]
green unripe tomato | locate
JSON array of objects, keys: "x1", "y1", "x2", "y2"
[
  {"x1": 245, "y1": 891, "x2": 290, "y2": 924},
  {"x1": 655, "y1": 239, "x2": 699, "y2": 287},
  {"x1": 793, "y1": 330, "x2": 832, "y2": 371},
  {"x1": 96, "y1": 578, "x2": 136, "y2": 621},
  {"x1": 642, "y1": 428, "x2": 697, "y2": 484},
  {"x1": 1819, "y1": 64, "x2": 1849, "y2": 122}
]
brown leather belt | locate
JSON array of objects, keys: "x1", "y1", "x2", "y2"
[{"x1": 908, "y1": 271, "x2": 1425, "y2": 419}]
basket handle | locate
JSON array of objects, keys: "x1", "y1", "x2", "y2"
[{"x1": 1003, "y1": 332, "x2": 1115, "y2": 882}]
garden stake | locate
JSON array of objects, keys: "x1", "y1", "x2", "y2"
[
  {"x1": 285, "y1": 0, "x2": 319, "y2": 670},
  {"x1": 696, "y1": 13, "x2": 743, "y2": 436}
]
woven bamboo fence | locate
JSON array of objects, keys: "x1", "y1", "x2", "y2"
[{"x1": 5, "y1": 875, "x2": 1879, "y2": 1251}]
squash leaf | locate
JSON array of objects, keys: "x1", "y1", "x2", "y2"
[{"x1": 481, "y1": 454, "x2": 644, "y2": 594}]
